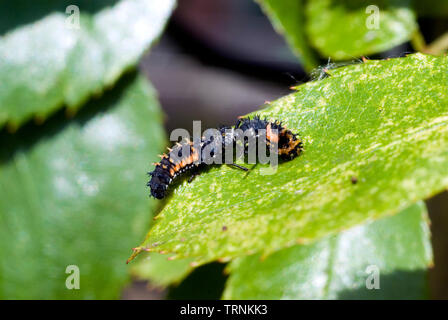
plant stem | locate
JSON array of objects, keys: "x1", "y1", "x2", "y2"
[
  {"x1": 424, "y1": 32, "x2": 448, "y2": 55},
  {"x1": 411, "y1": 29, "x2": 426, "y2": 53}
]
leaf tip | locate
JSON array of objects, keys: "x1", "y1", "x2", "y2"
[{"x1": 126, "y1": 247, "x2": 145, "y2": 264}]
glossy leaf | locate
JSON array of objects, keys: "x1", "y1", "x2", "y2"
[
  {"x1": 0, "y1": 0, "x2": 175, "y2": 130},
  {"x1": 130, "y1": 53, "x2": 448, "y2": 267},
  {"x1": 223, "y1": 202, "x2": 432, "y2": 299},
  {"x1": 255, "y1": 0, "x2": 318, "y2": 71},
  {"x1": 0, "y1": 75, "x2": 166, "y2": 299},
  {"x1": 305, "y1": 0, "x2": 417, "y2": 60}
]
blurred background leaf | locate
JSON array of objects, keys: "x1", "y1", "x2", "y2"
[
  {"x1": 305, "y1": 0, "x2": 417, "y2": 60},
  {"x1": 223, "y1": 202, "x2": 432, "y2": 299},
  {"x1": 0, "y1": 74, "x2": 166, "y2": 299},
  {"x1": 132, "y1": 54, "x2": 448, "y2": 267},
  {"x1": 0, "y1": 0, "x2": 175, "y2": 130},
  {"x1": 131, "y1": 252, "x2": 194, "y2": 288},
  {"x1": 0, "y1": 0, "x2": 118, "y2": 34}
]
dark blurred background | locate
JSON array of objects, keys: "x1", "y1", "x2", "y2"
[
  {"x1": 122, "y1": 0, "x2": 448, "y2": 299},
  {"x1": 140, "y1": 0, "x2": 304, "y2": 135}
]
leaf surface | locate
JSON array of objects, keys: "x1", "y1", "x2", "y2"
[
  {"x1": 0, "y1": 74, "x2": 165, "y2": 299},
  {"x1": 0, "y1": 0, "x2": 175, "y2": 129},
  {"x1": 223, "y1": 202, "x2": 432, "y2": 299},
  {"x1": 132, "y1": 53, "x2": 448, "y2": 267},
  {"x1": 131, "y1": 253, "x2": 194, "y2": 288},
  {"x1": 305, "y1": 0, "x2": 417, "y2": 60}
]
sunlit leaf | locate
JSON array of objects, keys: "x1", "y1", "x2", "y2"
[
  {"x1": 130, "y1": 54, "x2": 448, "y2": 267},
  {"x1": 0, "y1": 0, "x2": 175, "y2": 129},
  {"x1": 223, "y1": 202, "x2": 432, "y2": 299}
]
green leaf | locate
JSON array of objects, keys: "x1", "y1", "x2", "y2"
[
  {"x1": 223, "y1": 202, "x2": 432, "y2": 299},
  {"x1": 255, "y1": 0, "x2": 318, "y2": 71},
  {"x1": 131, "y1": 53, "x2": 448, "y2": 267},
  {"x1": 0, "y1": 0, "x2": 175, "y2": 130},
  {"x1": 131, "y1": 252, "x2": 195, "y2": 288},
  {"x1": 305, "y1": 0, "x2": 417, "y2": 60},
  {"x1": 0, "y1": 74, "x2": 166, "y2": 299}
]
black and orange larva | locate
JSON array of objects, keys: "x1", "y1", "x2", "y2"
[{"x1": 147, "y1": 116, "x2": 303, "y2": 199}]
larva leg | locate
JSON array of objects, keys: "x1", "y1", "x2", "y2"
[
  {"x1": 188, "y1": 173, "x2": 198, "y2": 183},
  {"x1": 228, "y1": 163, "x2": 249, "y2": 172},
  {"x1": 188, "y1": 168, "x2": 201, "y2": 183}
]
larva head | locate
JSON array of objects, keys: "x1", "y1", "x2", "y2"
[
  {"x1": 151, "y1": 187, "x2": 166, "y2": 199},
  {"x1": 278, "y1": 129, "x2": 303, "y2": 159},
  {"x1": 266, "y1": 122, "x2": 302, "y2": 159}
]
